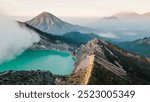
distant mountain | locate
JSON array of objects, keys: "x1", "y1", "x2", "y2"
[
  {"x1": 26, "y1": 12, "x2": 97, "y2": 35},
  {"x1": 117, "y1": 37, "x2": 150, "y2": 57},
  {"x1": 102, "y1": 16, "x2": 118, "y2": 20},
  {"x1": 106, "y1": 12, "x2": 150, "y2": 19},
  {"x1": 102, "y1": 16, "x2": 119, "y2": 20},
  {"x1": 112, "y1": 12, "x2": 141, "y2": 19},
  {"x1": 133, "y1": 37, "x2": 150, "y2": 45},
  {"x1": 18, "y1": 22, "x2": 102, "y2": 51},
  {"x1": 91, "y1": 11, "x2": 150, "y2": 41},
  {"x1": 143, "y1": 12, "x2": 150, "y2": 17}
]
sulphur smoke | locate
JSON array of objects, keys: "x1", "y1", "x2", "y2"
[{"x1": 0, "y1": 13, "x2": 40, "y2": 64}]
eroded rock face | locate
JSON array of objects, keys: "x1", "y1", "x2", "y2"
[
  {"x1": 0, "y1": 71, "x2": 54, "y2": 85},
  {"x1": 57, "y1": 38, "x2": 150, "y2": 85},
  {"x1": 30, "y1": 38, "x2": 75, "y2": 52}
]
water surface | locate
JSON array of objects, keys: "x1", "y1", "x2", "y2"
[{"x1": 0, "y1": 50, "x2": 75, "y2": 75}]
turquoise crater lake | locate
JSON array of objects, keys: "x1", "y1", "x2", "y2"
[{"x1": 0, "y1": 50, "x2": 75, "y2": 75}]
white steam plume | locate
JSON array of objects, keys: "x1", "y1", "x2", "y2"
[{"x1": 0, "y1": 13, "x2": 40, "y2": 64}]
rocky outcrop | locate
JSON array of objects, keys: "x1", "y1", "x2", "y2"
[
  {"x1": 30, "y1": 38, "x2": 75, "y2": 52},
  {"x1": 56, "y1": 38, "x2": 150, "y2": 85},
  {"x1": 0, "y1": 70, "x2": 54, "y2": 85}
]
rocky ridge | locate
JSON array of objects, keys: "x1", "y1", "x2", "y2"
[
  {"x1": 56, "y1": 38, "x2": 150, "y2": 85},
  {"x1": 26, "y1": 12, "x2": 97, "y2": 35},
  {"x1": 1, "y1": 38, "x2": 150, "y2": 85}
]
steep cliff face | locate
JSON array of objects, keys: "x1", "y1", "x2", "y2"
[{"x1": 56, "y1": 38, "x2": 150, "y2": 85}]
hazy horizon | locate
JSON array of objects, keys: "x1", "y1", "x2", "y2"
[
  {"x1": 1, "y1": 0, "x2": 150, "y2": 17},
  {"x1": 12, "y1": 11, "x2": 150, "y2": 21},
  {"x1": 1, "y1": 0, "x2": 150, "y2": 42}
]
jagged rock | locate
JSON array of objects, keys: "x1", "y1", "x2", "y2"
[
  {"x1": 56, "y1": 38, "x2": 150, "y2": 85},
  {"x1": 1, "y1": 38, "x2": 150, "y2": 85},
  {"x1": 0, "y1": 70, "x2": 55, "y2": 85}
]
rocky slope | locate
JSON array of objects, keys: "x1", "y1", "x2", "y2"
[
  {"x1": 1, "y1": 38, "x2": 150, "y2": 85},
  {"x1": 56, "y1": 38, "x2": 150, "y2": 85},
  {"x1": 19, "y1": 22, "x2": 101, "y2": 52},
  {"x1": 18, "y1": 22, "x2": 78, "y2": 52},
  {"x1": 26, "y1": 12, "x2": 97, "y2": 35},
  {"x1": 0, "y1": 70, "x2": 54, "y2": 85},
  {"x1": 118, "y1": 37, "x2": 150, "y2": 58}
]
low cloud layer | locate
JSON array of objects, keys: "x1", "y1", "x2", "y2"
[
  {"x1": 98, "y1": 32, "x2": 119, "y2": 39},
  {"x1": 0, "y1": 13, "x2": 40, "y2": 64}
]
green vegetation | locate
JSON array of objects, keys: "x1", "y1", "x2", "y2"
[
  {"x1": 19, "y1": 22, "x2": 102, "y2": 47},
  {"x1": 117, "y1": 37, "x2": 150, "y2": 58},
  {"x1": 61, "y1": 32, "x2": 102, "y2": 46}
]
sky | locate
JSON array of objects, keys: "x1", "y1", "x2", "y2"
[{"x1": 1, "y1": 0, "x2": 150, "y2": 17}]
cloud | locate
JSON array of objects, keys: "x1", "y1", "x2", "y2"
[
  {"x1": 122, "y1": 32, "x2": 138, "y2": 36},
  {"x1": 0, "y1": 13, "x2": 40, "y2": 64},
  {"x1": 98, "y1": 32, "x2": 119, "y2": 39}
]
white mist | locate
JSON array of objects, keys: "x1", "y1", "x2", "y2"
[{"x1": 0, "y1": 13, "x2": 40, "y2": 64}]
